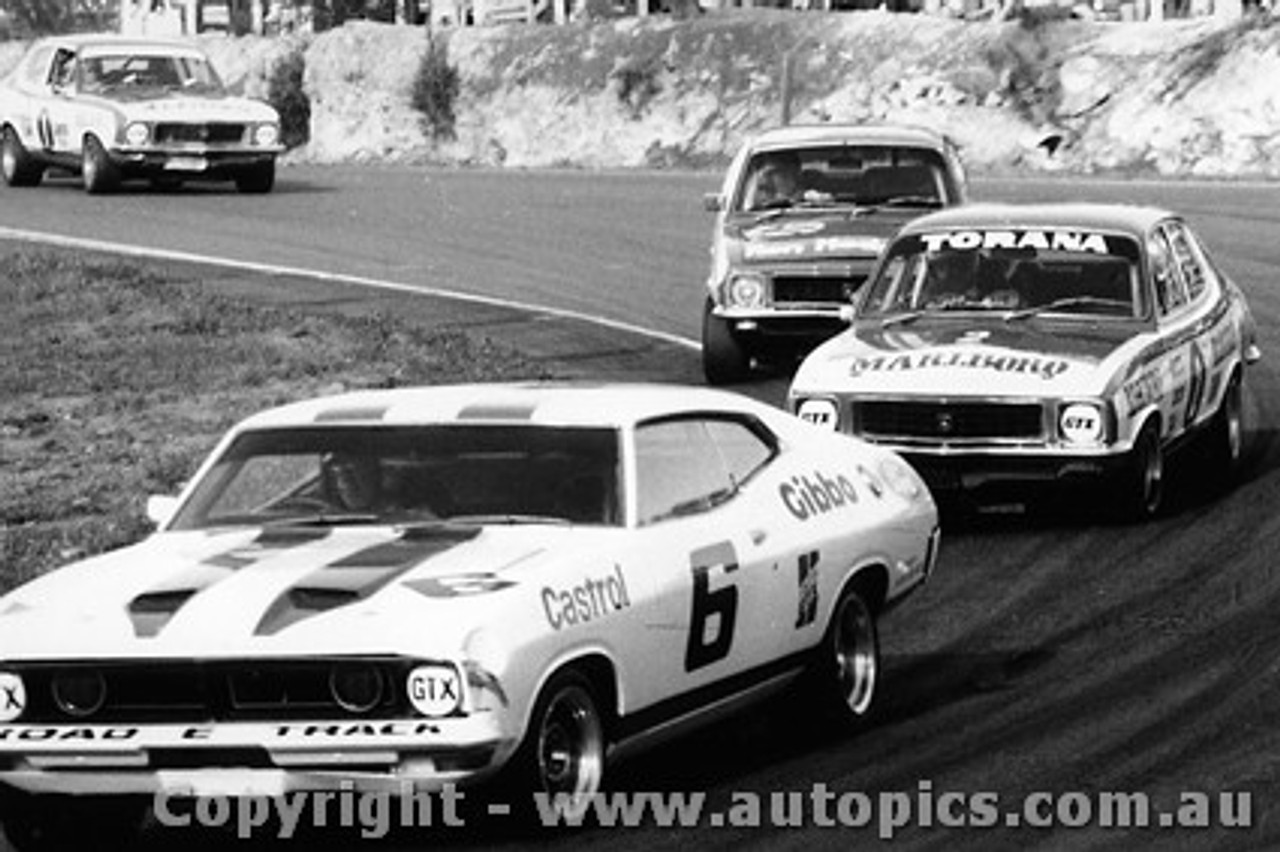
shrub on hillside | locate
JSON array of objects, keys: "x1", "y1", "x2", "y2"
[
  {"x1": 266, "y1": 47, "x2": 311, "y2": 149},
  {"x1": 410, "y1": 34, "x2": 460, "y2": 141}
]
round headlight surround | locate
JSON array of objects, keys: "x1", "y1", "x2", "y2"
[
  {"x1": 51, "y1": 669, "x2": 107, "y2": 718},
  {"x1": 1059, "y1": 402, "x2": 1105, "y2": 445},
  {"x1": 726, "y1": 272, "x2": 766, "y2": 309},
  {"x1": 124, "y1": 122, "x2": 150, "y2": 147},
  {"x1": 329, "y1": 662, "x2": 385, "y2": 714},
  {"x1": 254, "y1": 123, "x2": 280, "y2": 147},
  {"x1": 795, "y1": 397, "x2": 839, "y2": 430}
]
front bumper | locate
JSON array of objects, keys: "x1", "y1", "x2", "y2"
[
  {"x1": 112, "y1": 146, "x2": 280, "y2": 176},
  {"x1": 895, "y1": 448, "x2": 1130, "y2": 497},
  {"x1": 0, "y1": 717, "x2": 515, "y2": 796},
  {"x1": 712, "y1": 306, "x2": 847, "y2": 354}
]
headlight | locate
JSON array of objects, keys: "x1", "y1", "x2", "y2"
[
  {"x1": 124, "y1": 122, "x2": 149, "y2": 146},
  {"x1": 254, "y1": 123, "x2": 280, "y2": 147},
  {"x1": 406, "y1": 663, "x2": 463, "y2": 717},
  {"x1": 329, "y1": 662, "x2": 385, "y2": 714},
  {"x1": 795, "y1": 397, "x2": 838, "y2": 430},
  {"x1": 0, "y1": 671, "x2": 26, "y2": 722},
  {"x1": 725, "y1": 272, "x2": 766, "y2": 309},
  {"x1": 51, "y1": 669, "x2": 106, "y2": 718},
  {"x1": 1059, "y1": 402, "x2": 1106, "y2": 445},
  {"x1": 877, "y1": 456, "x2": 927, "y2": 502}
]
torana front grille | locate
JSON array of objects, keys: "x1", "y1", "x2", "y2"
[{"x1": 854, "y1": 400, "x2": 1045, "y2": 443}]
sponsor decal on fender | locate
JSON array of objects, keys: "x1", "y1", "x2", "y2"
[
  {"x1": 850, "y1": 348, "x2": 1072, "y2": 381},
  {"x1": 921, "y1": 230, "x2": 1111, "y2": 254},
  {"x1": 541, "y1": 565, "x2": 631, "y2": 630},
  {"x1": 780, "y1": 470, "x2": 860, "y2": 521}
]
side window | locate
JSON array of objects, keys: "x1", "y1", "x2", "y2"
[
  {"x1": 48, "y1": 49, "x2": 76, "y2": 89},
  {"x1": 635, "y1": 419, "x2": 734, "y2": 526},
  {"x1": 1147, "y1": 230, "x2": 1188, "y2": 318},
  {"x1": 1164, "y1": 223, "x2": 1208, "y2": 302},
  {"x1": 703, "y1": 417, "x2": 776, "y2": 486}
]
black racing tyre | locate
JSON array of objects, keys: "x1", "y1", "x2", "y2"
[
  {"x1": 235, "y1": 160, "x2": 276, "y2": 194},
  {"x1": 1, "y1": 126, "x2": 43, "y2": 187},
  {"x1": 1116, "y1": 418, "x2": 1165, "y2": 521},
  {"x1": 1205, "y1": 370, "x2": 1245, "y2": 481},
  {"x1": 0, "y1": 791, "x2": 145, "y2": 852},
  {"x1": 498, "y1": 669, "x2": 606, "y2": 827},
  {"x1": 808, "y1": 581, "x2": 880, "y2": 729},
  {"x1": 701, "y1": 298, "x2": 752, "y2": 385},
  {"x1": 81, "y1": 134, "x2": 120, "y2": 194}
]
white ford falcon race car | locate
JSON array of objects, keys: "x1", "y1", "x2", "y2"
[
  {"x1": 0, "y1": 382, "x2": 938, "y2": 846},
  {"x1": 0, "y1": 34, "x2": 283, "y2": 194},
  {"x1": 789, "y1": 203, "x2": 1262, "y2": 519}
]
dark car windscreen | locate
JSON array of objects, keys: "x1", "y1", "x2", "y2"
[
  {"x1": 733, "y1": 145, "x2": 953, "y2": 213},
  {"x1": 168, "y1": 425, "x2": 623, "y2": 529},
  {"x1": 858, "y1": 229, "x2": 1149, "y2": 321}
]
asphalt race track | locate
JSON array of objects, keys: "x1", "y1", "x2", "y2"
[{"x1": 2, "y1": 166, "x2": 1280, "y2": 851}]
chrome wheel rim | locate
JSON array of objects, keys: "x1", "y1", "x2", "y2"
[
  {"x1": 833, "y1": 593, "x2": 877, "y2": 716},
  {"x1": 537, "y1": 684, "x2": 604, "y2": 803}
]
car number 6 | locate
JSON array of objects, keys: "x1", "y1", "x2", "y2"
[{"x1": 685, "y1": 541, "x2": 738, "y2": 672}]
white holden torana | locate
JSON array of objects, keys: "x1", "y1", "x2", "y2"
[
  {"x1": 0, "y1": 382, "x2": 938, "y2": 847},
  {"x1": 789, "y1": 202, "x2": 1262, "y2": 519}
]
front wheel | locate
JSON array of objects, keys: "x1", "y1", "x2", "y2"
[
  {"x1": 500, "y1": 670, "x2": 606, "y2": 825},
  {"x1": 1, "y1": 126, "x2": 43, "y2": 187},
  {"x1": 701, "y1": 299, "x2": 752, "y2": 385},
  {"x1": 808, "y1": 583, "x2": 880, "y2": 729},
  {"x1": 1116, "y1": 419, "x2": 1164, "y2": 521},
  {"x1": 81, "y1": 135, "x2": 120, "y2": 194},
  {"x1": 235, "y1": 160, "x2": 275, "y2": 194}
]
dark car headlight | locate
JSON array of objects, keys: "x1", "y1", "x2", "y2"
[{"x1": 51, "y1": 669, "x2": 107, "y2": 718}]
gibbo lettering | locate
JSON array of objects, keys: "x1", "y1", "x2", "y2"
[{"x1": 780, "y1": 471, "x2": 859, "y2": 521}]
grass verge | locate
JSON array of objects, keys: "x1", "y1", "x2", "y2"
[{"x1": 0, "y1": 249, "x2": 555, "y2": 592}]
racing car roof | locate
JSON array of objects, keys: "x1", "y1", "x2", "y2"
[
  {"x1": 745, "y1": 123, "x2": 952, "y2": 154},
  {"x1": 894, "y1": 202, "x2": 1177, "y2": 239},
  {"x1": 229, "y1": 383, "x2": 774, "y2": 432},
  {"x1": 30, "y1": 32, "x2": 205, "y2": 58}
]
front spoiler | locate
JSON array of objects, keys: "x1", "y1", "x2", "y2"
[{"x1": 0, "y1": 718, "x2": 515, "y2": 795}]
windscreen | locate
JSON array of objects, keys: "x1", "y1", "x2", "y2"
[
  {"x1": 858, "y1": 229, "x2": 1148, "y2": 321},
  {"x1": 168, "y1": 424, "x2": 622, "y2": 529}
]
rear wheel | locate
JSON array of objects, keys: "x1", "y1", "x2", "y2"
[
  {"x1": 701, "y1": 298, "x2": 752, "y2": 385},
  {"x1": 81, "y1": 135, "x2": 120, "y2": 194},
  {"x1": 1206, "y1": 370, "x2": 1245, "y2": 480},
  {"x1": 808, "y1": 582, "x2": 880, "y2": 729}
]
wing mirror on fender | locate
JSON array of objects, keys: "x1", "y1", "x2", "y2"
[{"x1": 702, "y1": 193, "x2": 723, "y2": 212}]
